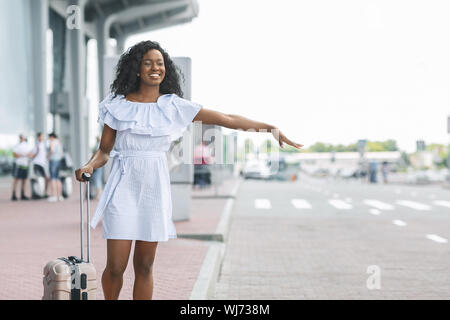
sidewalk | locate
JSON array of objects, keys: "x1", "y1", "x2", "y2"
[{"x1": 0, "y1": 174, "x2": 241, "y2": 300}]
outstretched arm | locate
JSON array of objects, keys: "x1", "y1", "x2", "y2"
[{"x1": 193, "y1": 108, "x2": 304, "y2": 150}]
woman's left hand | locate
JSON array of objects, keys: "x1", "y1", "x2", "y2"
[{"x1": 272, "y1": 128, "x2": 304, "y2": 150}]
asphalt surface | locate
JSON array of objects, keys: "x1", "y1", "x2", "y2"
[{"x1": 213, "y1": 173, "x2": 450, "y2": 299}]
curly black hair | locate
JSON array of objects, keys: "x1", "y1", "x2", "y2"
[{"x1": 110, "y1": 40, "x2": 184, "y2": 99}]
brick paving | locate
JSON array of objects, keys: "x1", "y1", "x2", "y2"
[{"x1": 0, "y1": 174, "x2": 239, "y2": 300}]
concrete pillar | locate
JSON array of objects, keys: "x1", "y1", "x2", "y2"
[
  {"x1": 30, "y1": 0, "x2": 49, "y2": 135},
  {"x1": 96, "y1": 17, "x2": 106, "y2": 100},
  {"x1": 67, "y1": 0, "x2": 89, "y2": 167},
  {"x1": 116, "y1": 35, "x2": 126, "y2": 55}
]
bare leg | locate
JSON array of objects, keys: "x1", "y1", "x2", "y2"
[
  {"x1": 12, "y1": 178, "x2": 19, "y2": 194},
  {"x1": 50, "y1": 179, "x2": 56, "y2": 196},
  {"x1": 102, "y1": 239, "x2": 132, "y2": 300},
  {"x1": 50, "y1": 179, "x2": 58, "y2": 197},
  {"x1": 56, "y1": 179, "x2": 62, "y2": 197},
  {"x1": 133, "y1": 240, "x2": 158, "y2": 300},
  {"x1": 20, "y1": 179, "x2": 27, "y2": 196},
  {"x1": 44, "y1": 177, "x2": 50, "y2": 195}
]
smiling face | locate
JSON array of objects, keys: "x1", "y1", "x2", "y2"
[{"x1": 139, "y1": 49, "x2": 166, "y2": 87}]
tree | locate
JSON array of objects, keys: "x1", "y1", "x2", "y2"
[
  {"x1": 259, "y1": 139, "x2": 274, "y2": 153},
  {"x1": 366, "y1": 140, "x2": 398, "y2": 152},
  {"x1": 244, "y1": 138, "x2": 254, "y2": 154}
]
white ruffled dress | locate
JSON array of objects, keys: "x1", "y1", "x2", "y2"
[{"x1": 89, "y1": 93, "x2": 203, "y2": 242}]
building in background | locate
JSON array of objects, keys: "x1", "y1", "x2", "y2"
[{"x1": 0, "y1": 0, "x2": 199, "y2": 167}]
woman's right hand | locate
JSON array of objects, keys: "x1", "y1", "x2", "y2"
[{"x1": 75, "y1": 165, "x2": 94, "y2": 182}]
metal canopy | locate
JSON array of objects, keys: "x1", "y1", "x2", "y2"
[{"x1": 84, "y1": 0, "x2": 199, "y2": 39}]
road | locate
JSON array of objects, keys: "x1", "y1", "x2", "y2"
[{"x1": 213, "y1": 173, "x2": 450, "y2": 299}]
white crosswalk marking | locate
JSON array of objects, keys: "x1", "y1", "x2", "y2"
[
  {"x1": 396, "y1": 200, "x2": 432, "y2": 211},
  {"x1": 426, "y1": 234, "x2": 448, "y2": 244},
  {"x1": 392, "y1": 220, "x2": 407, "y2": 227},
  {"x1": 369, "y1": 209, "x2": 381, "y2": 215},
  {"x1": 291, "y1": 199, "x2": 312, "y2": 209},
  {"x1": 254, "y1": 199, "x2": 271, "y2": 209},
  {"x1": 432, "y1": 200, "x2": 450, "y2": 208},
  {"x1": 328, "y1": 199, "x2": 353, "y2": 210},
  {"x1": 364, "y1": 199, "x2": 395, "y2": 210}
]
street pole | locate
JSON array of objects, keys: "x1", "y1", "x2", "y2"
[{"x1": 358, "y1": 139, "x2": 367, "y2": 184}]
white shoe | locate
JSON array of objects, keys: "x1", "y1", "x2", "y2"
[
  {"x1": 47, "y1": 196, "x2": 58, "y2": 202},
  {"x1": 58, "y1": 196, "x2": 64, "y2": 202}
]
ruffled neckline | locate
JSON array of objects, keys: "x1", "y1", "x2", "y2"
[
  {"x1": 117, "y1": 93, "x2": 172, "y2": 105},
  {"x1": 97, "y1": 92, "x2": 203, "y2": 142}
]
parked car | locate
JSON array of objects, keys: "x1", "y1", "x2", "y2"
[
  {"x1": 311, "y1": 168, "x2": 330, "y2": 177},
  {"x1": 241, "y1": 160, "x2": 272, "y2": 180},
  {"x1": 406, "y1": 170, "x2": 429, "y2": 184},
  {"x1": 0, "y1": 155, "x2": 14, "y2": 176},
  {"x1": 337, "y1": 167, "x2": 358, "y2": 179},
  {"x1": 266, "y1": 157, "x2": 298, "y2": 181}
]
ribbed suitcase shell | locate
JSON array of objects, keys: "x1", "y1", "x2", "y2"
[
  {"x1": 42, "y1": 173, "x2": 97, "y2": 300},
  {"x1": 43, "y1": 259, "x2": 97, "y2": 300}
]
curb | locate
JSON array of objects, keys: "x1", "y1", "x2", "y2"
[
  {"x1": 189, "y1": 178, "x2": 242, "y2": 300},
  {"x1": 189, "y1": 241, "x2": 225, "y2": 300}
]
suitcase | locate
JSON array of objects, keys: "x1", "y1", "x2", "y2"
[
  {"x1": 31, "y1": 176, "x2": 45, "y2": 199},
  {"x1": 61, "y1": 175, "x2": 73, "y2": 198},
  {"x1": 42, "y1": 173, "x2": 97, "y2": 300}
]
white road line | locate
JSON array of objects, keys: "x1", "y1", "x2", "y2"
[
  {"x1": 364, "y1": 199, "x2": 395, "y2": 211},
  {"x1": 426, "y1": 234, "x2": 448, "y2": 244},
  {"x1": 432, "y1": 200, "x2": 450, "y2": 208},
  {"x1": 328, "y1": 199, "x2": 353, "y2": 210},
  {"x1": 392, "y1": 220, "x2": 407, "y2": 227},
  {"x1": 369, "y1": 209, "x2": 381, "y2": 215},
  {"x1": 254, "y1": 199, "x2": 271, "y2": 209},
  {"x1": 291, "y1": 199, "x2": 312, "y2": 209},
  {"x1": 396, "y1": 200, "x2": 432, "y2": 211}
]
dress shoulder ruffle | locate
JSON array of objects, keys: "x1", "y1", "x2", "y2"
[{"x1": 97, "y1": 92, "x2": 203, "y2": 142}]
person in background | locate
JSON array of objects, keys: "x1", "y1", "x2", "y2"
[
  {"x1": 369, "y1": 159, "x2": 378, "y2": 183},
  {"x1": 47, "y1": 132, "x2": 64, "y2": 202},
  {"x1": 382, "y1": 161, "x2": 389, "y2": 184},
  {"x1": 91, "y1": 135, "x2": 104, "y2": 200},
  {"x1": 31, "y1": 132, "x2": 50, "y2": 198},
  {"x1": 11, "y1": 134, "x2": 34, "y2": 201},
  {"x1": 193, "y1": 141, "x2": 213, "y2": 189}
]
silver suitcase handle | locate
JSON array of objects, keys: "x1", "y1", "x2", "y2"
[{"x1": 80, "y1": 173, "x2": 91, "y2": 263}]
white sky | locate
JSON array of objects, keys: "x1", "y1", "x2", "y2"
[{"x1": 125, "y1": 0, "x2": 450, "y2": 153}]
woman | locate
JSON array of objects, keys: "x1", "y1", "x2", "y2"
[
  {"x1": 48, "y1": 132, "x2": 64, "y2": 202},
  {"x1": 75, "y1": 40, "x2": 303, "y2": 300}
]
